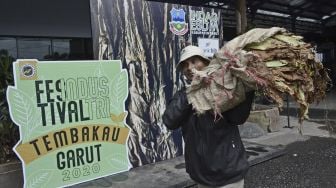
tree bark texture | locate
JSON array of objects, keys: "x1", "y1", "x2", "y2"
[{"x1": 90, "y1": 0, "x2": 223, "y2": 167}]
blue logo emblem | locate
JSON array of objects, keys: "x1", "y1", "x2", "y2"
[{"x1": 169, "y1": 8, "x2": 188, "y2": 35}]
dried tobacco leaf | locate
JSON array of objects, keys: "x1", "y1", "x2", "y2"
[
  {"x1": 273, "y1": 34, "x2": 304, "y2": 47},
  {"x1": 187, "y1": 27, "x2": 330, "y2": 128},
  {"x1": 244, "y1": 32, "x2": 330, "y2": 124},
  {"x1": 265, "y1": 60, "x2": 288, "y2": 67},
  {"x1": 246, "y1": 37, "x2": 287, "y2": 50}
]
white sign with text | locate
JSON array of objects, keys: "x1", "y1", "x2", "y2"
[
  {"x1": 198, "y1": 38, "x2": 219, "y2": 57},
  {"x1": 189, "y1": 9, "x2": 220, "y2": 36}
]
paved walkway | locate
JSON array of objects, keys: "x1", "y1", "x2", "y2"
[
  {"x1": 245, "y1": 136, "x2": 336, "y2": 188},
  {"x1": 72, "y1": 142, "x2": 285, "y2": 188},
  {"x1": 72, "y1": 115, "x2": 333, "y2": 188}
]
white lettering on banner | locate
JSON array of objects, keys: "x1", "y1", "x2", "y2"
[{"x1": 190, "y1": 9, "x2": 219, "y2": 36}]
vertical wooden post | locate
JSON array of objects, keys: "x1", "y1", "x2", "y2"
[
  {"x1": 289, "y1": 8, "x2": 297, "y2": 33},
  {"x1": 236, "y1": 0, "x2": 247, "y2": 34},
  {"x1": 291, "y1": 16, "x2": 296, "y2": 33}
]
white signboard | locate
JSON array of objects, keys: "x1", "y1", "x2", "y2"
[
  {"x1": 189, "y1": 9, "x2": 220, "y2": 36},
  {"x1": 198, "y1": 38, "x2": 219, "y2": 57}
]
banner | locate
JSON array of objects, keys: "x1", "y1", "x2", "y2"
[
  {"x1": 90, "y1": 0, "x2": 223, "y2": 167},
  {"x1": 7, "y1": 59, "x2": 131, "y2": 187}
]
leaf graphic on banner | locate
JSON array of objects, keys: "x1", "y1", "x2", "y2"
[
  {"x1": 7, "y1": 87, "x2": 35, "y2": 127},
  {"x1": 110, "y1": 70, "x2": 128, "y2": 111},
  {"x1": 7, "y1": 87, "x2": 39, "y2": 141},
  {"x1": 23, "y1": 116, "x2": 42, "y2": 143},
  {"x1": 109, "y1": 153, "x2": 129, "y2": 170},
  {"x1": 27, "y1": 170, "x2": 53, "y2": 188}
]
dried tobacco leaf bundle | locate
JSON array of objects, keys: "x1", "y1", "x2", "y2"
[
  {"x1": 245, "y1": 31, "x2": 330, "y2": 123},
  {"x1": 187, "y1": 27, "x2": 330, "y2": 125}
]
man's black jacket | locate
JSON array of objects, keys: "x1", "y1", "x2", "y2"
[{"x1": 163, "y1": 90, "x2": 255, "y2": 186}]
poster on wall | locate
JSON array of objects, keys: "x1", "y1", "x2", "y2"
[
  {"x1": 7, "y1": 59, "x2": 131, "y2": 187},
  {"x1": 90, "y1": 0, "x2": 224, "y2": 167},
  {"x1": 197, "y1": 38, "x2": 219, "y2": 57},
  {"x1": 189, "y1": 8, "x2": 220, "y2": 37},
  {"x1": 168, "y1": 6, "x2": 221, "y2": 39}
]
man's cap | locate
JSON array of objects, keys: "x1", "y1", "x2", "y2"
[{"x1": 176, "y1": 45, "x2": 210, "y2": 71}]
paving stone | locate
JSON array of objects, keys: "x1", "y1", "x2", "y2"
[{"x1": 239, "y1": 122, "x2": 267, "y2": 139}]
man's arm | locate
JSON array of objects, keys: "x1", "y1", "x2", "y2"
[
  {"x1": 162, "y1": 90, "x2": 191, "y2": 130},
  {"x1": 224, "y1": 91, "x2": 255, "y2": 126}
]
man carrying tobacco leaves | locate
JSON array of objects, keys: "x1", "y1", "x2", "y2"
[
  {"x1": 163, "y1": 27, "x2": 329, "y2": 187},
  {"x1": 163, "y1": 45, "x2": 254, "y2": 188}
]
